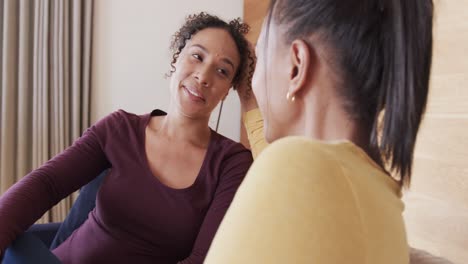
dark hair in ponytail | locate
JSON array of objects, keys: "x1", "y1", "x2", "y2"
[{"x1": 267, "y1": 0, "x2": 433, "y2": 186}]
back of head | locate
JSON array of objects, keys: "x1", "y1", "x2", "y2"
[{"x1": 267, "y1": 0, "x2": 434, "y2": 186}]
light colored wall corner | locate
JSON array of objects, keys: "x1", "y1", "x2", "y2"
[{"x1": 91, "y1": 0, "x2": 243, "y2": 140}]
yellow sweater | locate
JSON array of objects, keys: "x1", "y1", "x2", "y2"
[{"x1": 205, "y1": 109, "x2": 409, "y2": 264}]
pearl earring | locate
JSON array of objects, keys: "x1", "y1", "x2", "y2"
[{"x1": 286, "y1": 92, "x2": 296, "y2": 102}]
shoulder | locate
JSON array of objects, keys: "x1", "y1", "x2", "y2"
[
  {"x1": 213, "y1": 132, "x2": 253, "y2": 160},
  {"x1": 253, "y1": 136, "x2": 342, "y2": 177},
  {"x1": 91, "y1": 109, "x2": 142, "y2": 128},
  {"x1": 211, "y1": 132, "x2": 253, "y2": 175},
  {"x1": 112, "y1": 109, "x2": 149, "y2": 127},
  {"x1": 87, "y1": 109, "x2": 149, "y2": 140},
  {"x1": 242, "y1": 137, "x2": 347, "y2": 199},
  {"x1": 98, "y1": 109, "x2": 151, "y2": 128},
  {"x1": 233, "y1": 137, "x2": 362, "y2": 223},
  {"x1": 206, "y1": 138, "x2": 370, "y2": 263}
]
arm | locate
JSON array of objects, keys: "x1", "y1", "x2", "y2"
[
  {"x1": 0, "y1": 112, "x2": 119, "y2": 252},
  {"x1": 243, "y1": 108, "x2": 268, "y2": 159},
  {"x1": 235, "y1": 45, "x2": 268, "y2": 159},
  {"x1": 178, "y1": 145, "x2": 253, "y2": 264},
  {"x1": 237, "y1": 82, "x2": 269, "y2": 159}
]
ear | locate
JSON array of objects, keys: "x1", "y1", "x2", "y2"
[{"x1": 288, "y1": 39, "x2": 312, "y2": 98}]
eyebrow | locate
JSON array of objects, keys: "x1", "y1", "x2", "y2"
[{"x1": 191, "y1": 44, "x2": 235, "y2": 71}]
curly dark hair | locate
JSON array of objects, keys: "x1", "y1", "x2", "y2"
[{"x1": 167, "y1": 12, "x2": 254, "y2": 90}]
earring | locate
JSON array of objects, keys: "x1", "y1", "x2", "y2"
[{"x1": 286, "y1": 92, "x2": 296, "y2": 102}]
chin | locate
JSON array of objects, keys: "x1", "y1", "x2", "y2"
[
  {"x1": 179, "y1": 105, "x2": 211, "y2": 120},
  {"x1": 179, "y1": 108, "x2": 207, "y2": 120}
]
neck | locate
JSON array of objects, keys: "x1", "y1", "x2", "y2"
[
  {"x1": 304, "y1": 97, "x2": 360, "y2": 142},
  {"x1": 295, "y1": 92, "x2": 383, "y2": 168},
  {"x1": 157, "y1": 104, "x2": 212, "y2": 148},
  {"x1": 301, "y1": 97, "x2": 384, "y2": 168}
]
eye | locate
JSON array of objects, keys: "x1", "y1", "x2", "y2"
[
  {"x1": 192, "y1": 54, "x2": 202, "y2": 61},
  {"x1": 217, "y1": 68, "x2": 230, "y2": 77}
]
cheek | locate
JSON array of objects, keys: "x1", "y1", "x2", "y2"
[
  {"x1": 215, "y1": 84, "x2": 231, "y2": 101},
  {"x1": 174, "y1": 60, "x2": 189, "y2": 78},
  {"x1": 170, "y1": 62, "x2": 189, "y2": 99},
  {"x1": 252, "y1": 63, "x2": 267, "y2": 109},
  {"x1": 206, "y1": 81, "x2": 231, "y2": 110},
  {"x1": 252, "y1": 62, "x2": 276, "y2": 139},
  {"x1": 257, "y1": 62, "x2": 290, "y2": 142},
  {"x1": 171, "y1": 59, "x2": 192, "y2": 90},
  {"x1": 174, "y1": 53, "x2": 195, "y2": 76}
]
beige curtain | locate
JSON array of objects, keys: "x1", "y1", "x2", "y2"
[{"x1": 0, "y1": 0, "x2": 94, "y2": 223}]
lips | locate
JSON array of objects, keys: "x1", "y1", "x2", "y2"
[{"x1": 183, "y1": 85, "x2": 206, "y2": 102}]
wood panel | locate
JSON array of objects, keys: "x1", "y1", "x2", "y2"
[
  {"x1": 244, "y1": 0, "x2": 270, "y2": 43},
  {"x1": 427, "y1": 74, "x2": 468, "y2": 115},
  {"x1": 405, "y1": 0, "x2": 468, "y2": 262},
  {"x1": 411, "y1": 117, "x2": 468, "y2": 206},
  {"x1": 403, "y1": 192, "x2": 468, "y2": 264},
  {"x1": 430, "y1": 0, "x2": 468, "y2": 76}
]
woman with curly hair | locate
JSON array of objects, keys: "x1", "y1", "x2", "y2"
[{"x1": 0, "y1": 12, "x2": 254, "y2": 264}]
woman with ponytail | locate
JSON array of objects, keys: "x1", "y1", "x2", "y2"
[{"x1": 206, "y1": 0, "x2": 434, "y2": 263}]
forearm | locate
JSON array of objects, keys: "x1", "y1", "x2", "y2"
[
  {"x1": 243, "y1": 108, "x2": 269, "y2": 159},
  {"x1": 0, "y1": 126, "x2": 110, "y2": 251},
  {"x1": 236, "y1": 77, "x2": 269, "y2": 159},
  {"x1": 0, "y1": 170, "x2": 63, "y2": 251}
]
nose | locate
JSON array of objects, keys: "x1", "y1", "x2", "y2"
[{"x1": 194, "y1": 66, "x2": 211, "y2": 87}]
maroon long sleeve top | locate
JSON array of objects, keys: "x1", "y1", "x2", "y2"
[{"x1": 0, "y1": 109, "x2": 253, "y2": 263}]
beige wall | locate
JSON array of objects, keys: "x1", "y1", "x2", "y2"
[
  {"x1": 91, "y1": 0, "x2": 243, "y2": 140},
  {"x1": 402, "y1": 0, "x2": 468, "y2": 263}
]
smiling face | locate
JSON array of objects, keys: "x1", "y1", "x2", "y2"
[{"x1": 169, "y1": 28, "x2": 240, "y2": 120}]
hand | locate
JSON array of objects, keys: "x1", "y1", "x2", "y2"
[
  {"x1": 235, "y1": 41, "x2": 258, "y2": 113},
  {"x1": 236, "y1": 82, "x2": 258, "y2": 113}
]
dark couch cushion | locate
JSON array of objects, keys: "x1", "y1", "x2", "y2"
[
  {"x1": 49, "y1": 170, "x2": 108, "y2": 250},
  {"x1": 26, "y1": 222, "x2": 62, "y2": 248}
]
